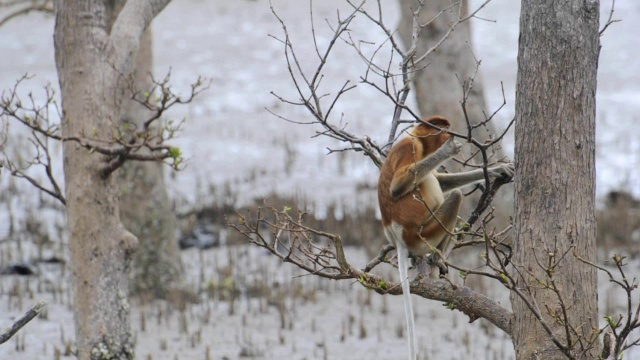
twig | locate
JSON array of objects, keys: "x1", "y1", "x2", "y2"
[{"x1": 599, "y1": 0, "x2": 620, "y2": 36}]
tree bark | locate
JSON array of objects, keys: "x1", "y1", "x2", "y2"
[
  {"x1": 113, "y1": 3, "x2": 183, "y2": 301},
  {"x1": 512, "y1": 1, "x2": 600, "y2": 359},
  {"x1": 397, "y1": 0, "x2": 513, "y2": 226},
  {"x1": 53, "y1": 1, "x2": 171, "y2": 358},
  {"x1": 398, "y1": 0, "x2": 488, "y2": 129}
]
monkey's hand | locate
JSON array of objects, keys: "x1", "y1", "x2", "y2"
[
  {"x1": 488, "y1": 163, "x2": 515, "y2": 182},
  {"x1": 439, "y1": 137, "x2": 462, "y2": 158}
]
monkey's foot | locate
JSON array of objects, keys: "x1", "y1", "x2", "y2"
[
  {"x1": 425, "y1": 254, "x2": 448, "y2": 277},
  {"x1": 410, "y1": 255, "x2": 445, "y2": 279},
  {"x1": 413, "y1": 255, "x2": 429, "y2": 275}
]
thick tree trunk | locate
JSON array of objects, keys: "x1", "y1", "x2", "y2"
[
  {"x1": 397, "y1": 0, "x2": 513, "y2": 226},
  {"x1": 512, "y1": 1, "x2": 600, "y2": 359},
  {"x1": 53, "y1": 1, "x2": 171, "y2": 358},
  {"x1": 54, "y1": 3, "x2": 137, "y2": 358}
]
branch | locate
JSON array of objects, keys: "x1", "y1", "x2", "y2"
[
  {"x1": 226, "y1": 206, "x2": 514, "y2": 336},
  {"x1": 576, "y1": 253, "x2": 640, "y2": 359},
  {"x1": 0, "y1": 0, "x2": 52, "y2": 27},
  {"x1": 126, "y1": 70, "x2": 209, "y2": 137},
  {"x1": 409, "y1": 276, "x2": 512, "y2": 335},
  {"x1": 2, "y1": 156, "x2": 66, "y2": 205},
  {"x1": 599, "y1": 0, "x2": 620, "y2": 36},
  {"x1": 108, "y1": 0, "x2": 172, "y2": 74},
  {"x1": 268, "y1": 0, "x2": 385, "y2": 168},
  {"x1": 0, "y1": 300, "x2": 48, "y2": 345},
  {"x1": 1, "y1": 73, "x2": 201, "y2": 183}
]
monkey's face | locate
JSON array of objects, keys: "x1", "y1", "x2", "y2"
[{"x1": 412, "y1": 116, "x2": 451, "y2": 153}]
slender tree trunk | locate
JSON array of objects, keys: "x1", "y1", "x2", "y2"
[
  {"x1": 398, "y1": 0, "x2": 488, "y2": 130},
  {"x1": 397, "y1": 0, "x2": 513, "y2": 226},
  {"x1": 512, "y1": 1, "x2": 600, "y2": 358},
  {"x1": 53, "y1": 1, "x2": 171, "y2": 358},
  {"x1": 114, "y1": 4, "x2": 183, "y2": 301}
]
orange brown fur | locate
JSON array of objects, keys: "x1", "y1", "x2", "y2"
[
  {"x1": 377, "y1": 116, "x2": 513, "y2": 359},
  {"x1": 378, "y1": 116, "x2": 454, "y2": 255}
]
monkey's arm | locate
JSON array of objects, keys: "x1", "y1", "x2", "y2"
[
  {"x1": 390, "y1": 138, "x2": 462, "y2": 200},
  {"x1": 436, "y1": 163, "x2": 514, "y2": 193}
]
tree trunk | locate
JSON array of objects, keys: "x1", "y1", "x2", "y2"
[
  {"x1": 114, "y1": 4, "x2": 183, "y2": 301},
  {"x1": 397, "y1": 0, "x2": 513, "y2": 226},
  {"x1": 512, "y1": 1, "x2": 600, "y2": 359},
  {"x1": 398, "y1": 0, "x2": 488, "y2": 129},
  {"x1": 53, "y1": 1, "x2": 170, "y2": 358},
  {"x1": 54, "y1": 4, "x2": 136, "y2": 357}
]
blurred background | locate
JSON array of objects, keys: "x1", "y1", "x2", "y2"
[{"x1": 0, "y1": 0, "x2": 638, "y2": 359}]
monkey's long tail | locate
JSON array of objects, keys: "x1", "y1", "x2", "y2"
[{"x1": 396, "y1": 244, "x2": 417, "y2": 360}]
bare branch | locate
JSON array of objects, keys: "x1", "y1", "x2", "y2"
[
  {"x1": 227, "y1": 205, "x2": 514, "y2": 336},
  {"x1": 576, "y1": 253, "x2": 640, "y2": 358},
  {"x1": 2, "y1": 152, "x2": 66, "y2": 205},
  {"x1": 1, "y1": 72, "x2": 201, "y2": 197},
  {"x1": 599, "y1": 0, "x2": 621, "y2": 36},
  {"x1": 132, "y1": 75, "x2": 208, "y2": 134},
  {"x1": 412, "y1": 1, "x2": 463, "y2": 65},
  {"x1": 268, "y1": 1, "x2": 385, "y2": 168},
  {"x1": 0, "y1": 0, "x2": 52, "y2": 28},
  {"x1": 0, "y1": 300, "x2": 48, "y2": 345}
]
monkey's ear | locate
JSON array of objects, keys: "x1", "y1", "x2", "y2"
[{"x1": 425, "y1": 116, "x2": 450, "y2": 128}]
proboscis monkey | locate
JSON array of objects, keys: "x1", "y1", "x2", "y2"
[{"x1": 377, "y1": 116, "x2": 514, "y2": 360}]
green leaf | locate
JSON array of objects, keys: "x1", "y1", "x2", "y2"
[
  {"x1": 378, "y1": 280, "x2": 389, "y2": 290},
  {"x1": 168, "y1": 147, "x2": 182, "y2": 159},
  {"x1": 500, "y1": 273, "x2": 509, "y2": 284},
  {"x1": 604, "y1": 316, "x2": 620, "y2": 329}
]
